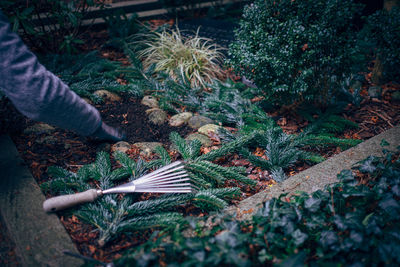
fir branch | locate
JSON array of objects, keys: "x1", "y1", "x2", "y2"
[
  {"x1": 118, "y1": 212, "x2": 185, "y2": 233},
  {"x1": 185, "y1": 162, "x2": 227, "y2": 185},
  {"x1": 187, "y1": 171, "x2": 213, "y2": 189},
  {"x1": 199, "y1": 188, "x2": 241, "y2": 199},
  {"x1": 197, "y1": 131, "x2": 258, "y2": 162},
  {"x1": 193, "y1": 193, "x2": 228, "y2": 211},
  {"x1": 196, "y1": 160, "x2": 256, "y2": 186},
  {"x1": 127, "y1": 195, "x2": 192, "y2": 216}
]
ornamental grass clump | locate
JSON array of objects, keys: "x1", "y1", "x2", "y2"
[{"x1": 136, "y1": 27, "x2": 225, "y2": 87}]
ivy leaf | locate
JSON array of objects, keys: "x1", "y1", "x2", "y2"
[
  {"x1": 359, "y1": 156, "x2": 377, "y2": 173},
  {"x1": 291, "y1": 229, "x2": 308, "y2": 246},
  {"x1": 319, "y1": 231, "x2": 338, "y2": 248},
  {"x1": 304, "y1": 197, "x2": 322, "y2": 213},
  {"x1": 379, "y1": 197, "x2": 400, "y2": 217},
  {"x1": 392, "y1": 185, "x2": 400, "y2": 197},
  {"x1": 337, "y1": 169, "x2": 355, "y2": 182}
]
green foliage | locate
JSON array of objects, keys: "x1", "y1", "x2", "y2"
[
  {"x1": 227, "y1": 0, "x2": 364, "y2": 106},
  {"x1": 42, "y1": 132, "x2": 254, "y2": 246},
  {"x1": 170, "y1": 131, "x2": 256, "y2": 187},
  {"x1": 114, "y1": 148, "x2": 400, "y2": 266},
  {"x1": 103, "y1": 10, "x2": 141, "y2": 41},
  {"x1": 359, "y1": 6, "x2": 400, "y2": 82},
  {"x1": 132, "y1": 26, "x2": 225, "y2": 88},
  {"x1": 0, "y1": 0, "x2": 107, "y2": 53},
  {"x1": 299, "y1": 106, "x2": 362, "y2": 149},
  {"x1": 40, "y1": 51, "x2": 145, "y2": 103},
  {"x1": 239, "y1": 127, "x2": 323, "y2": 182},
  {"x1": 199, "y1": 79, "x2": 273, "y2": 128}
]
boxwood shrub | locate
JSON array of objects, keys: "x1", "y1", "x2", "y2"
[{"x1": 227, "y1": 0, "x2": 364, "y2": 106}]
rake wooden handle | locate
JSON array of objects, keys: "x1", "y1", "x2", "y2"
[{"x1": 43, "y1": 189, "x2": 100, "y2": 212}]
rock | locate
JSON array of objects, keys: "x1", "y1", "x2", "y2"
[
  {"x1": 111, "y1": 141, "x2": 131, "y2": 154},
  {"x1": 185, "y1": 133, "x2": 213, "y2": 147},
  {"x1": 392, "y1": 91, "x2": 400, "y2": 101},
  {"x1": 188, "y1": 115, "x2": 214, "y2": 130},
  {"x1": 198, "y1": 124, "x2": 223, "y2": 136},
  {"x1": 24, "y1": 123, "x2": 56, "y2": 135},
  {"x1": 35, "y1": 136, "x2": 58, "y2": 145},
  {"x1": 141, "y1": 95, "x2": 159, "y2": 108},
  {"x1": 368, "y1": 86, "x2": 382, "y2": 99},
  {"x1": 169, "y1": 112, "x2": 193, "y2": 127},
  {"x1": 146, "y1": 108, "x2": 167, "y2": 125},
  {"x1": 133, "y1": 142, "x2": 163, "y2": 157},
  {"x1": 93, "y1": 90, "x2": 122, "y2": 102}
]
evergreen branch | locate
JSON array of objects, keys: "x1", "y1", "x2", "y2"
[
  {"x1": 199, "y1": 187, "x2": 241, "y2": 199},
  {"x1": 196, "y1": 160, "x2": 256, "y2": 186},
  {"x1": 187, "y1": 171, "x2": 213, "y2": 189},
  {"x1": 193, "y1": 193, "x2": 228, "y2": 211},
  {"x1": 154, "y1": 145, "x2": 171, "y2": 165},
  {"x1": 118, "y1": 212, "x2": 185, "y2": 232},
  {"x1": 197, "y1": 131, "x2": 258, "y2": 162},
  {"x1": 127, "y1": 195, "x2": 192, "y2": 216},
  {"x1": 185, "y1": 162, "x2": 227, "y2": 185},
  {"x1": 170, "y1": 132, "x2": 191, "y2": 160}
]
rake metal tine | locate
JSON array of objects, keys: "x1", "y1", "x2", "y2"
[
  {"x1": 134, "y1": 161, "x2": 183, "y2": 181},
  {"x1": 135, "y1": 176, "x2": 190, "y2": 186},
  {"x1": 134, "y1": 171, "x2": 188, "y2": 184},
  {"x1": 135, "y1": 164, "x2": 185, "y2": 184}
]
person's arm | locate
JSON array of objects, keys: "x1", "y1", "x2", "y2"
[{"x1": 0, "y1": 10, "x2": 124, "y2": 141}]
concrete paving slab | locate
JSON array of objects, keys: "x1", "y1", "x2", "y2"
[
  {"x1": 226, "y1": 125, "x2": 400, "y2": 220},
  {"x1": 0, "y1": 135, "x2": 83, "y2": 267}
]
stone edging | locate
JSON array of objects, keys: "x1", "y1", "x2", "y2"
[{"x1": 0, "y1": 135, "x2": 83, "y2": 267}]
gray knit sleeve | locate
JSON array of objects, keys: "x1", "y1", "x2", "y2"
[{"x1": 0, "y1": 10, "x2": 101, "y2": 136}]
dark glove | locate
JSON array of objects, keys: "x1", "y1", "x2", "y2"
[{"x1": 91, "y1": 122, "x2": 126, "y2": 142}]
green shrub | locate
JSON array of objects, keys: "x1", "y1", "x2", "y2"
[
  {"x1": 227, "y1": 0, "x2": 364, "y2": 106},
  {"x1": 360, "y1": 6, "x2": 400, "y2": 83}
]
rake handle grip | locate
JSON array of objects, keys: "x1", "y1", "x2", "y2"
[{"x1": 43, "y1": 189, "x2": 100, "y2": 212}]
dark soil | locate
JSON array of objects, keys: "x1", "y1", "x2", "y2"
[
  {"x1": 101, "y1": 94, "x2": 193, "y2": 144},
  {"x1": 8, "y1": 94, "x2": 193, "y2": 184}
]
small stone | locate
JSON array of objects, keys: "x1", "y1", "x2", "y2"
[
  {"x1": 146, "y1": 108, "x2": 167, "y2": 125},
  {"x1": 141, "y1": 95, "x2": 159, "y2": 108},
  {"x1": 185, "y1": 133, "x2": 213, "y2": 147},
  {"x1": 169, "y1": 112, "x2": 193, "y2": 127},
  {"x1": 198, "y1": 124, "x2": 223, "y2": 136},
  {"x1": 133, "y1": 142, "x2": 163, "y2": 157},
  {"x1": 188, "y1": 115, "x2": 214, "y2": 130},
  {"x1": 24, "y1": 123, "x2": 56, "y2": 135},
  {"x1": 368, "y1": 86, "x2": 382, "y2": 99},
  {"x1": 111, "y1": 141, "x2": 131, "y2": 153},
  {"x1": 93, "y1": 90, "x2": 122, "y2": 102}
]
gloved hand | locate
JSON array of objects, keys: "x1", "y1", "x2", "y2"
[{"x1": 91, "y1": 122, "x2": 126, "y2": 142}]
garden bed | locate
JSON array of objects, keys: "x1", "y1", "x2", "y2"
[
  {"x1": 2, "y1": 76, "x2": 399, "y2": 262},
  {"x1": 1, "y1": 5, "x2": 400, "y2": 263}
]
